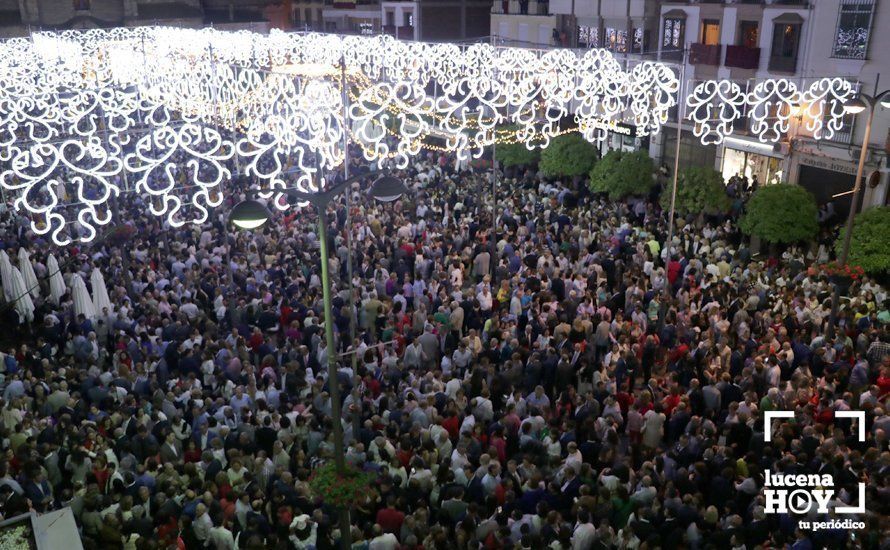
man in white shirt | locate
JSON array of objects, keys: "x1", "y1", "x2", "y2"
[
  {"x1": 208, "y1": 521, "x2": 236, "y2": 549},
  {"x1": 368, "y1": 524, "x2": 398, "y2": 550},
  {"x1": 193, "y1": 503, "x2": 213, "y2": 544},
  {"x1": 571, "y1": 510, "x2": 597, "y2": 550}
]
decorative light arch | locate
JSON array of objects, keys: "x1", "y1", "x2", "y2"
[{"x1": 2, "y1": 27, "x2": 853, "y2": 246}]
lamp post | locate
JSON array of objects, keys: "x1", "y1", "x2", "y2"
[
  {"x1": 230, "y1": 170, "x2": 407, "y2": 549},
  {"x1": 827, "y1": 88, "x2": 890, "y2": 339}
]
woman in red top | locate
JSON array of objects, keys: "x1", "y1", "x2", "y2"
[
  {"x1": 183, "y1": 439, "x2": 202, "y2": 463},
  {"x1": 471, "y1": 424, "x2": 489, "y2": 450},
  {"x1": 490, "y1": 427, "x2": 507, "y2": 463},
  {"x1": 441, "y1": 410, "x2": 460, "y2": 440},
  {"x1": 877, "y1": 364, "x2": 890, "y2": 397},
  {"x1": 91, "y1": 455, "x2": 110, "y2": 493}
]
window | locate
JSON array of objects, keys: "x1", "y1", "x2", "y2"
[
  {"x1": 386, "y1": 11, "x2": 395, "y2": 26},
  {"x1": 73, "y1": 0, "x2": 90, "y2": 10},
  {"x1": 831, "y1": 0, "x2": 874, "y2": 59},
  {"x1": 606, "y1": 28, "x2": 627, "y2": 52},
  {"x1": 578, "y1": 25, "x2": 599, "y2": 48},
  {"x1": 701, "y1": 19, "x2": 720, "y2": 45},
  {"x1": 633, "y1": 28, "x2": 644, "y2": 53},
  {"x1": 769, "y1": 22, "x2": 801, "y2": 71},
  {"x1": 739, "y1": 21, "x2": 758, "y2": 48},
  {"x1": 663, "y1": 18, "x2": 685, "y2": 50}
]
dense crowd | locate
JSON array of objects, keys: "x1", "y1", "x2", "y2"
[{"x1": 0, "y1": 144, "x2": 888, "y2": 550}]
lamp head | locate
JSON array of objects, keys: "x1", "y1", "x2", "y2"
[
  {"x1": 368, "y1": 175, "x2": 408, "y2": 202},
  {"x1": 843, "y1": 97, "x2": 867, "y2": 115},
  {"x1": 230, "y1": 200, "x2": 271, "y2": 230},
  {"x1": 880, "y1": 96, "x2": 890, "y2": 109}
]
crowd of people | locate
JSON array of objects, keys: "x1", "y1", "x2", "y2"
[{"x1": 0, "y1": 143, "x2": 887, "y2": 550}]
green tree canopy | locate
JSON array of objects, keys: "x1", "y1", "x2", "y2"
[
  {"x1": 835, "y1": 206, "x2": 890, "y2": 274},
  {"x1": 496, "y1": 140, "x2": 540, "y2": 167},
  {"x1": 660, "y1": 167, "x2": 731, "y2": 215},
  {"x1": 539, "y1": 133, "x2": 598, "y2": 177},
  {"x1": 587, "y1": 150, "x2": 654, "y2": 200},
  {"x1": 740, "y1": 184, "x2": 819, "y2": 243}
]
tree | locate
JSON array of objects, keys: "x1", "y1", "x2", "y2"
[
  {"x1": 740, "y1": 184, "x2": 819, "y2": 243},
  {"x1": 660, "y1": 167, "x2": 731, "y2": 216},
  {"x1": 496, "y1": 140, "x2": 540, "y2": 167},
  {"x1": 539, "y1": 133, "x2": 598, "y2": 178},
  {"x1": 835, "y1": 206, "x2": 890, "y2": 274},
  {"x1": 588, "y1": 150, "x2": 654, "y2": 199}
]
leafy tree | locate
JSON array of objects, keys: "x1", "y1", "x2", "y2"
[
  {"x1": 660, "y1": 167, "x2": 731, "y2": 215},
  {"x1": 589, "y1": 150, "x2": 655, "y2": 199},
  {"x1": 740, "y1": 184, "x2": 819, "y2": 243},
  {"x1": 589, "y1": 150, "x2": 622, "y2": 194},
  {"x1": 835, "y1": 206, "x2": 890, "y2": 274},
  {"x1": 539, "y1": 133, "x2": 598, "y2": 177},
  {"x1": 496, "y1": 140, "x2": 540, "y2": 167}
]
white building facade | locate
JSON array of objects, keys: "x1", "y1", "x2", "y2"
[{"x1": 650, "y1": 0, "x2": 889, "y2": 214}]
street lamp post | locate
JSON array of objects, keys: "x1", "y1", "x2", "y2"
[
  {"x1": 827, "y1": 88, "x2": 890, "y2": 339},
  {"x1": 230, "y1": 170, "x2": 407, "y2": 549}
]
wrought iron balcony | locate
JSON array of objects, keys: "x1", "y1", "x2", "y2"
[
  {"x1": 690, "y1": 43, "x2": 721, "y2": 65},
  {"x1": 725, "y1": 45, "x2": 760, "y2": 69}
]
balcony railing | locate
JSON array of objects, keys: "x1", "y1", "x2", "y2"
[
  {"x1": 690, "y1": 43, "x2": 721, "y2": 65},
  {"x1": 725, "y1": 45, "x2": 760, "y2": 69},
  {"x1": 492, "y1": 0, "x2": 549, "y2": 14},
  {"x1": 382, "y1": 24, "x2": 414, "y2": 39},
  {"x1": 661, "y1": 49, "x2": 684, "y2": 62},
  {"x1": 768, "y1": 55, "x2": 797, "y2": 73}
]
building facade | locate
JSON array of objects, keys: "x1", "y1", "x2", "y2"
[
  {"x1": 649, "y1": 0, "x2": 889, "y2": 213},
  {"x1": 291, "y1": 0, "x2": 491, "y2": 41},
  {"x1": 0, "y1": 0, "x2": 292, "y2": 36}
]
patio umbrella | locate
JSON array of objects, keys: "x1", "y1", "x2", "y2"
[
  {"x1": 71, "y1": 274, "x2": 96, "y2": 320},
  {"x1": 9, "y1": 267, "x2": 34, "y2": 323},
  {"x1": 90, "y1": 267, "x2": 113, "y2": 316},
  {"x1": 0, "y1": 250, "x2": 13, "y2": 301},
  {"x1": 47, "y1": 254, "x2": 66, "y2": 305},
  {"x1": 17, "y1": 248, "x2": 39, "y2": 299}
]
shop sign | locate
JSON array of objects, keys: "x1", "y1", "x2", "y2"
[
  {"x1": 587, "y1": 118, "x2": 641, "y2": 137},
  {"x1": 797, "y1": 155, "x2": 859, "y2": 176}
]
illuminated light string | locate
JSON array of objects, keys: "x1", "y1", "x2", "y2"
[
  {"x1": 686, "y1": 77, "x2": 855, "y2": 145},
  {"x1": 0, "y1": 26, "x2": 855, "y2": 246}
]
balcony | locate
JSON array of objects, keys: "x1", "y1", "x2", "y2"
[
  {"x1": 492, "y1": 0, "x2": 549, "y2": 15},
  {"x1": 768, "y1": 55, "x2": 797, "y2": 73},
  {"x1": 661, "y1": 49, "x2": 683, "y2": 62},
  {"x1": 725, "y1": 45, "x2": 760, "y2": 69},
  {"x1": 690, "y1": 43, "x2": 721, "y2": 65},
  {"x1": 383, "y1": 24, "x2": 414, "y2": 39}
]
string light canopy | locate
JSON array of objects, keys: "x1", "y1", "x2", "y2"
[
  {"x1": 686, "y1": 77, "x2": 856, "y2": 145},
  {"x1": 0, "y1": 27, "x2": 858, "y2": 245}
]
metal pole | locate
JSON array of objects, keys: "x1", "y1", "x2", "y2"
[
  {"x1": 828, "y1": 98, "x2": 875, "y2": 340},
  {"x1": 490, "y1": 137, "x2": 497, "y2": 285},
  {"x1": 663, "y1": 57, "x2": 686, "y2": 295},
  {"x1": 317, "y1": 205, "x2": 353, "y2": 549},
  {"x1": 341, "y1": 60, "x2": 358, "y2": 370}
]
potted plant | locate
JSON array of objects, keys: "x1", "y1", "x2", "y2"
[
  {"x1": 816, "y1": 261, "x2": 865, "y2": 292},
  {"x1": 308, "y1": 461, "x2": 374, "y2": 509}
]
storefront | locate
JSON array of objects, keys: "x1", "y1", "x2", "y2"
[
  {"x1": 661, "y1": 128, "x2": 716, "y2": 173},
  {"x1": 719, "y1": 137, "x2": 783, "y2": 187},
  {"x1": 795, "y1": 153, "x2": 861, "y2": 217},
  {"x1": 598, "y1": 120, "x2": 650, "y2": 155}
]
